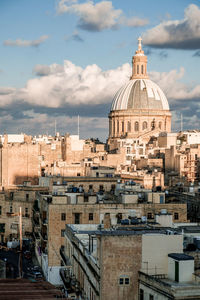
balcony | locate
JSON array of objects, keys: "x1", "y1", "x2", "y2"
[
  {"x1": 60, "y1": 246, "x2": 71, "y2": 266},
  {"x1": 40, "y1": 232, "x2": 48, "y2": 241},
  {"x1": 60, "y1": 269, "x2": 81, "y2": 294}
]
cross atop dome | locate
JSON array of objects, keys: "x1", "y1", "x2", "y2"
[
  {"x1": 131, "y1": 37, "x2": 148, "y2": 80},
  {"x1": 138, "y1": 36, "x2": 142, "y2": 51}
]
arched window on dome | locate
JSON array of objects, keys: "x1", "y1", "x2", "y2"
[
  {"x1": 159, "y1": 121, "x2": 162, "y2": 130},
  {"x1": 122, "y1": 121, "x2": 124, "y2": 133},
  {"x1": 141, "y1": 65, "x2": 144, "y2": 74},
  {"x1": 117, "y1": 121, "x2": 119, "y2": 133},
  {"x1": 127, "y1": 121, "x2": 131, "y2": 132},
  {"x1": 142, "y1": 121, "x2": 147, "y2": 130},
  {"x1": 151, "y1": 119, "x2": 155, "y2": 130},
  {"x1": 113, "y1": 121, "x2": 115, "y2": 135},
  {"x1": 135, "y1": 121, "x2": 139, "y2": 132},
  {"x1": 137, "y1": 65, "x2": 139, "y2": 74}
]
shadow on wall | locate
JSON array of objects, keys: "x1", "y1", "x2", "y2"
[{"x1": 14, "y1": 176, "x2": 39, "y2": 186}]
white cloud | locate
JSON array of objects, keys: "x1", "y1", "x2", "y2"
[
  {"x1": 142, "y1": 4, "x2": 200, "y2": 49},
  {"x1": 0, "y1": 60, "x2": 200, "y2": 111},
  {"x1": 57, "y1": 0, "x2": 148, "y2": 31},
  {"x1": 0, "y1": 60, "x2": 131, "y2": 108},
  {"x1": 121, "y1": 16, "x2": 148, "y2": 27},
  {"x1": 33, "y1": 64, "x2": 64, "y2": 76},
  {"x1": 65, "y1": 30, "x2": 84, "y2": 42},
  {"x1": 149, "y1": 68, "x2": 200, "y2": 101},
  {"x1": 4, "y1": 35, "x2": 49, "y2": 47}
]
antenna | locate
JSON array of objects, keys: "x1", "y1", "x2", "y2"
[
  {"x1": 181, "y1": 113, "x2": 183, "y2": 132},
  {"x1": 78, "y1": 115, "x2": 80, "y2": 137},
  {"x1": 55, "y1": 120, "x2": 57, "y2": 137}
]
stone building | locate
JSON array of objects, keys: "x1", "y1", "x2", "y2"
[
  {"x1": 0, "y1": 184, "x2": 48, "y2": 242},
  {"x1": 108, "y1": 38, "x2": 171, "y2": 150},
  {"x1": 33, "y1": 180, "x2": 187, "y2": 285},
  {"x1": 61, "y1": 224, "x2": 185, "y2": 300}
]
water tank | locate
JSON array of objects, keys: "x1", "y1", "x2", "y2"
[
  {"x1": 194, "y1": 237, "x2": 200, "y2": 249},
  {"x1": 141, "y1": 216, "x2": 147, "y2": 223},
  {"x1": 160, "y1": 209, "x2": 167, "y2": 214},
  {"x1": 129, "y1": 210, "x2": 137, "y2": 218}
]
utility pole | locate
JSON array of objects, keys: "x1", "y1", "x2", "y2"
[
  {"x1": 55, "y1": 120, "x2": 57, "y2": 137},
  {"x1": 78, "y1": 115, "x2": 80, "y2": 137},
  {"x1": 19, "y1": 207, "x2": 23, "y2": 278},
  {"x1": 181, "y1": 113, "x2": 183, "y2": 132},
  {"x1": 10, "y1": 207, "x2": 23, "y2": 278}
]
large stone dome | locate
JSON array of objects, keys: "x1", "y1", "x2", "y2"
[
  {"x1": 111, "y1": 78, "x2": 169, "y2": 112},
  {"x1": 108, "y1": 37, "x2": 171, "y2": 149}
]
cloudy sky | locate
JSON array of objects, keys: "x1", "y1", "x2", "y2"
[{"x1": 0, "y1": 0, "x2": 200, "y2": 141}]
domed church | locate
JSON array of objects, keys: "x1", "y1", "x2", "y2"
[{"x1": 108, "y1": 37, "x2": 171, "y2": 148}]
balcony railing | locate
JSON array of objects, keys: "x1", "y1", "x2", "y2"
[{"x1": 60, "y1": 247, "x2": 71, "y2": 266}]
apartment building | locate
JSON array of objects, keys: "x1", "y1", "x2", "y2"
[
  {"x1": 33, "y1": 180, "x2": 188, "y2": 285},
  {"x1": 61, "y1": 224, "x2": 187, "y2": 300}
]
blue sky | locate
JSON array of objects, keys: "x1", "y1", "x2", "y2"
[{"x1": 0, "y1": 0, "x2": 200, "y2": 140}]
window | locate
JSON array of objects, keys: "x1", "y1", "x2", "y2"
[
  {"x1": 61, "y1": 213, "x2": 66, "y2": 221},
  {"x1": 135, "y1": 121, "x2": 139, "y2": 131},
  {"x1": 111, "y1": 184, "x2": 115, "y2": 191},
  {"x1": 159, "y1": 121, "x2": 162, "y2": 129},
  {"x1": 74, "y1": 213, "x2": 80, "y2": 224},
  {"x1": 117, "y1": 121, "x2": 119, "y2": 133},
  {"x1": 125, "y1": 278, "x2": 129, "y2": 285},
  {"x1": 26, "y1": 194, "x2": 29, "y2": 201},
  {"x1": 127, "y1": 147, "x2": 131, "y2": 154},
  {"x1": 89, "y1": 213, "x2": 93, "y2": 221},
  {"x1": 149, "y1": 295, "x2": 154, "y2": 300},
  {"x1": 89, "y1": 184, "x2": 93, "y2": 190},
  {"x1": 25, "y1": 207, "x2": 29, "y2": 217},
  {"x1": 142, "y1": 121, "x2": 147, "y2": 130},
  {"x1": 137, "y1": 65, "x2": 139, "y2": 74},
  {"x1": 151, "y1": 119, "x2": 155, "y2": 130},
  {"x1": 10, "y1": 206, "x2": 13, "y2": 213},
  {"x1": 127, "y1": 121, "x2": 131, "y2": 132},
  {"x1": 99, "y1": 185, "x2": 104, "y2": 191},
  {"x1": 139, "y1": 289, "x2": 144, "y2": 300},
  {"x1": 174, "y1": 212, "x2": 179, "y2": 220},
  {"x1": 61, "y1": 229, "x2": 65, "y2": 237},
  {"x1": 122, "y1": 121, "x2": 124, "y2": 133},
  {"x1": 141, "y1": 65, "x2": 144, "y2": 74},
  {"x1": 119, "y1": 276, "x2": 129, "y2": 286},
  {"x1": 113, "y1": 121, "x2": 115, "y2": 134},
  {"x1": 147, "y1": 212, "x2": 153, "y2": 219},
  {"x1": 10, "y1": 192, "x2": 13, "y2": 200}
]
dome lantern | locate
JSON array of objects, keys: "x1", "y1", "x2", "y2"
[{"x1": 131, "y1": 37, "x2": 148, "y2": 80}]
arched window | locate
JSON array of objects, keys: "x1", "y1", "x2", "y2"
[
  {"x1": 127, "y1": 121, "x2": 131, "y2": 132},
  {"x1": 142, "y1": 121, "x2": 147, "y2": 130},
  {"x1": 151, "y1": 119, "x2": 155, "y2": 130},
  {"x1": 117, "y1": 121, "x2": 119, "y2": 133},
  {"x1": 135, "y1": 121, "x2": 139, "y2": 131},
  {"x1": 141, "y1": 65, "x2": 144, "y2": 74},
  {"x1": 113, "y1": 121, "x2": 115, "y2": 134},
  {"x1": 122, "y1": 121, "x2": 124, "y2": 133},
  {"x1": 159, "y1": 122, "x2": 162, "y2": 130},
  {"x1": 137, "y1": 65, "x2": 139, "y2": 74}
]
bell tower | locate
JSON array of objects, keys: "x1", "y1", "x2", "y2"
[{"x1": 131, "y1": 37, "x2": 148, "y2": 80}]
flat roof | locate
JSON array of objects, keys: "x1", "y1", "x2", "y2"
[
  {"x1": 168, "y1": 253, "x2": 194, "y2": 261},
  {"x1": 0, "y1": 278, "x2": 65, "y2": 299}
]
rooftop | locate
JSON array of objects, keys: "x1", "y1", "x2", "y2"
[{"x1": 0, "y1": 278, "x2": 66, "y2": 300}]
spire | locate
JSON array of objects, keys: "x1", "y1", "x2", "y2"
[{"x1": 131, "y1": 37, "x2": 148, "y2": 80}]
